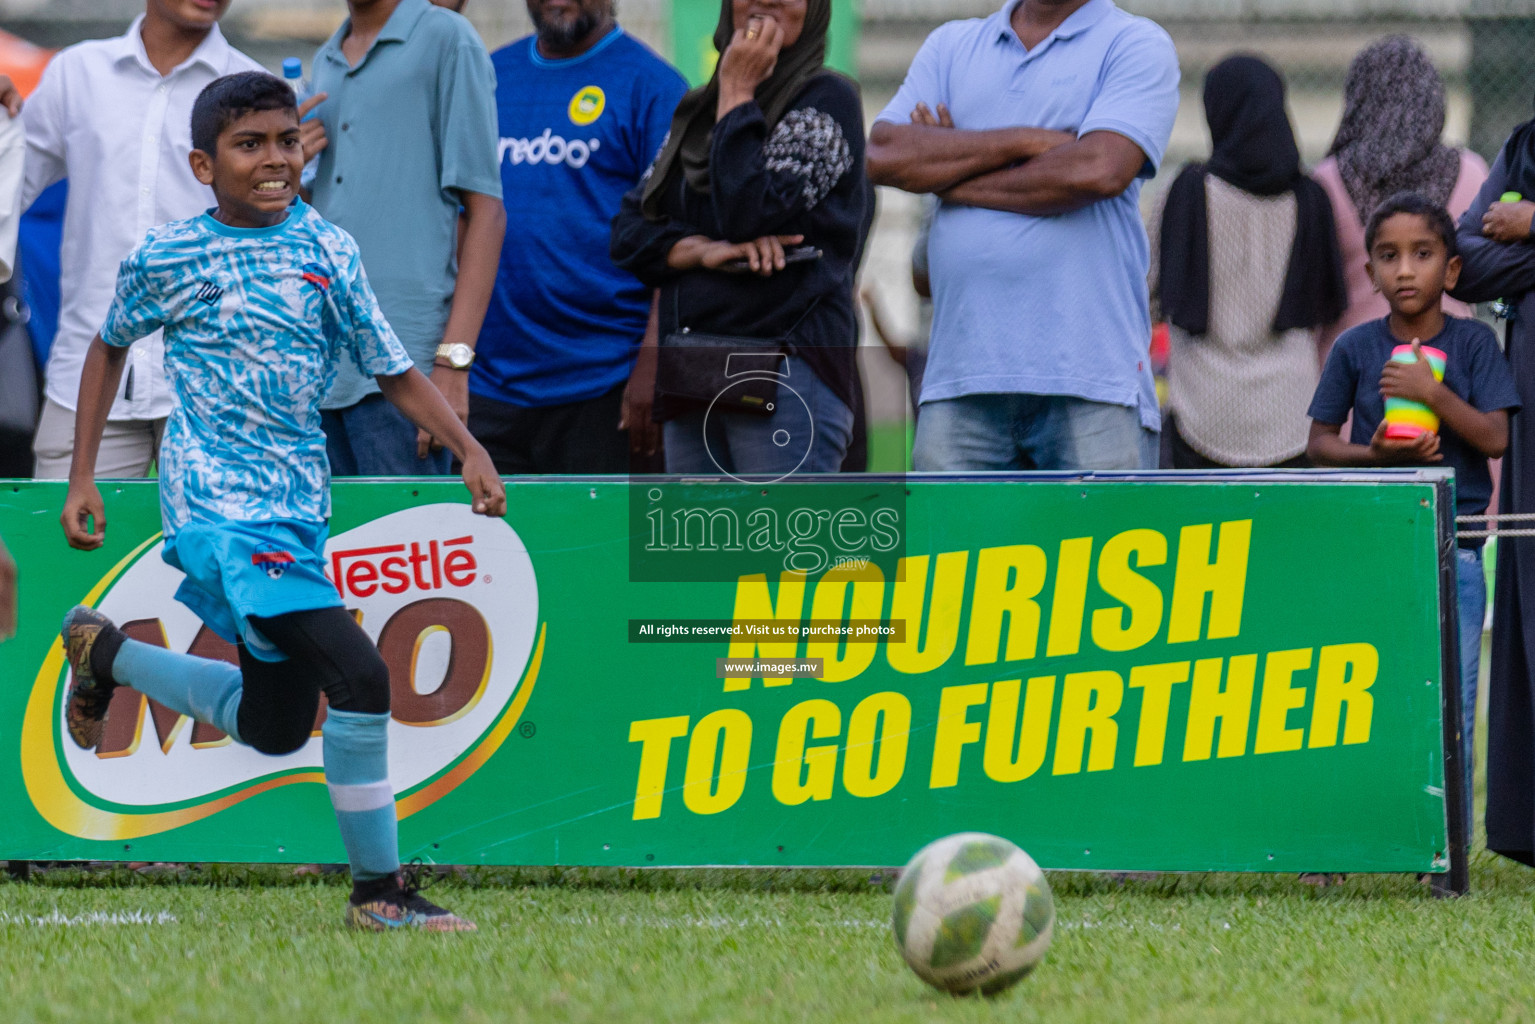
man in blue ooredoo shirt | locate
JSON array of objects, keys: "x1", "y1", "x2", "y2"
[{"x1": 470, "y1": 0, "x2": 687, "y2": 473}]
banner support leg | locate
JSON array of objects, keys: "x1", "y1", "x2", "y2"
[{"x1": 1435, "y1": 479, "x2": 1471, "y2": 897}]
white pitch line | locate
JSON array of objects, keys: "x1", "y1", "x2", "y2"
[
  {"x1": 1060, "y1": 918, "x2": 1234, "y2": 932},
  {"x1": 0, "y1": 910, "x2": 178, "y2": 926},
  {"x1": 549, "y1": 913, "x2": 887, "y2": 930}
]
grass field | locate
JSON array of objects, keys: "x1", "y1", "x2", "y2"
[
  {"x1": 3, "y1": 648, "x2": 1524, "y2": 1024},
  {"x1": 3, "y1": 854, "x2": 1535, "y2": 1024}
]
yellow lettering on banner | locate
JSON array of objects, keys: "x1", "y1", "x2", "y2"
[
  {"x1": 1045, "y1": 537, "x2": 1095, "y2": 657},
  {"x1": 1167, "y1": 520, "x2": 1252, "y2": 643},
  {"x1": 806, "y1": 564, "x2": 885, "y2": 682},
  {"x1": 772, "y1": 699, "x2": 842, "y2": 805},
  {"x1": 1092, "y1": 529, "x2": 1168, "y2": 653},
  {"x1": 724, "y1": 572, "x2": 807, "y2": 691},
  {"x1": 628, "y1": 716, "x2": 690, "y2": 820},
  {"x1": 1253, "y1": 648, "x2": 1314, "y2": 754},
  {"x1": 983, "y1": 677, "x2": 1055, "y2": 783},
  {"x1": 843, "y1": 691, "x2": 911, "y2": 798},
  {"x1": 1182, "y1": 655, "x2": 1257, "y2": 761},
  {"x1": 1308, "y1": 643, "x2": 1379, "y2": 748},
  {"x1": 682, "y1": 709, "x2": 753, "y2": 814},
  {"x1": 1128, "y1": 661, "x2": 1190, "y2": 767},
  {"x1": 888, "y1": 552, "x2": 968, "y2": 675},
  {"x1": 1052, "y1": 671, "x2": 1123, "y2": 774},
  {"x1": 929, "y1": 683, "x2": 989, "y2": 788},
  {"x1": 963, "y1": 545, "x2": 1046, "y2": 666}
]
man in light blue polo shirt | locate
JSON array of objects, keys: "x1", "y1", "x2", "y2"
[
  {"x1": 306, "y1": 0, "x2": 505, "y2": 476},
  {"x1": 868, "y1": 0, "x2": 1178, "y2": 471}
]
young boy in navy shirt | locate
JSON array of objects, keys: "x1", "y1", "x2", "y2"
[
  {"x1": 57, "y1": 73, "x2": 505, "y2": 930},
  {"x1": 1309, "y1": 191, "x2": 1520, "y2": 834}
]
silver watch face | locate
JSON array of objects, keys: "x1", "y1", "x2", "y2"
[{"x1": 447, "y1": 343, "x2": 474, "y2": 368}]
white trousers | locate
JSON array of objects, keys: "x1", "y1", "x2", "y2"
[{"x1": 32, "y1": 397, "x2": 164, "y2": 479}]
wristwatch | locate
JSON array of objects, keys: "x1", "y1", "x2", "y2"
[{"x1": 435, "y1": 342, "x2": 475, "y2": 370}]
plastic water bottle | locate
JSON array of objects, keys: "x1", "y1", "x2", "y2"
[
  {"x1": 1493, "y1": 191, "x2": 1522, "y2": 322},
  {"x1": 282, "y1": 57, "x2": 309, "y2": 101},
  {"x1": 282, "y1": 57, "x2": 320, "y2": 189}
]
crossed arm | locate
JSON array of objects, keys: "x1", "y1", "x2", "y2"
[
  {"x1": 866, "y1": 108, "x2": 1147, "y2": 217},
  {"x1": 1450, "y1": 155, "x2": 1535, "y2": 303}
]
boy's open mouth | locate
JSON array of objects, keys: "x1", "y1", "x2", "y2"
[{"x1": 253, "y1": 181, "x2": 290, "y2": 194}]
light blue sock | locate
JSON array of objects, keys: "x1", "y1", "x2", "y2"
[
  {"x1": 322, "y1": 708, "x2": 400, "y2": 883},
  {"x1": 112, "y1": 638, "x2": 244, "y2": 744}
]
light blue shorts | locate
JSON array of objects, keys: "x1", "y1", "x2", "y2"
[{"x1": 162, "y1": 520, "x2": 343, "y2": 662}]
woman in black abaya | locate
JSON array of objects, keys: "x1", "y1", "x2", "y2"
[{"x1": 1452, "y1": 108, "x2": 1535, "y2": 863}]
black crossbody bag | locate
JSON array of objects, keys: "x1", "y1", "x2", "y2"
[
  {"x1": 654, "y1": 247, "x2": 823, "y2": 415},
  {"x1": 655, "y1": 329, "x2": 788, "y2": 415}
]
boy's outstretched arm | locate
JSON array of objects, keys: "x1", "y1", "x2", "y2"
[
  {"x1": 1307, "y1": 419, "x2": 1444, "y2": 467},
  {"x1": 377, "y1": 367, "x2": 506, "y2": 518},
  {"x1": 61, "y1": 336, "x2": 129, "y2": 550}
]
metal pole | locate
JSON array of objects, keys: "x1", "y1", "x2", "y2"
[{"x1": 1433, "y1": 477, "x2": 1471, "y2": 897}]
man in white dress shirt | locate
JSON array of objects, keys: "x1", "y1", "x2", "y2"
[
  {"x1": 0, "y1": 81, "x2": 22, "y2": 286},
  {"x1": 21, "y1": 0, "x2": 264, "y2": 478},
  {"x1": 0, "y1": 76, "x2": 21, "y2": 645}
]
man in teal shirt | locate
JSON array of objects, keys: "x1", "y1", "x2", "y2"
[{"x1": 306, "y1": 0, "x2": 504, "y2": 475}]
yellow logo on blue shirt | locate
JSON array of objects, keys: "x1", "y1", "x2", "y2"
[{"x1": 569, "y1": 86, "x2": 606, "y2": 127}]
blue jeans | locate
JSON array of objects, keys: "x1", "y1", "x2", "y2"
[
  {"x1": 662, "y1": 356, "x2": 853, "y2": 479},
  {"x1": 321, "y1": 392, "x2": 452, "y2": 477},
  {"x1": 1455, "y1": 545, "x2": 1486, "y2": 840},
  {"x1": 912, "y1": 393, "x2": 1159, "y2": 472}
]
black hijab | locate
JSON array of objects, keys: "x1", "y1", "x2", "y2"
[
  {"x1": 1159, "y1": 55, "x2": 1346, "y2": 337},
  {"x1": 640, "y1": 0, "x2": 832, "y2": 220}
]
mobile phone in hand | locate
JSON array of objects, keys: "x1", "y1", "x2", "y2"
[{"x1": 721, "y1": 245, "x2": 822, "y2": 272}]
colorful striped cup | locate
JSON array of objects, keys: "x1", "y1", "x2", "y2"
[{"x1": 1383, "y1": 344, "x2": 1446, "y2": 440}]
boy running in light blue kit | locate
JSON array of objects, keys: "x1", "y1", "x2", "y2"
[{"x1": 57, "y1": 72, "x2": 505, "y2": 931}]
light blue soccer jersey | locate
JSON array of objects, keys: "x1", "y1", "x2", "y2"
[{"x1": 101, "y1": 200, "x2": 413, "y2": 535}]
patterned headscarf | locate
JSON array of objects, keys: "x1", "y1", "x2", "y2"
[{"x1": 1327, "y1": 35, "x2": 1461, "y2": 226}]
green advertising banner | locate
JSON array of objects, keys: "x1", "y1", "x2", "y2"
[{"x1": 0, "y1": 476, "x2": 1450, "y2": 874}]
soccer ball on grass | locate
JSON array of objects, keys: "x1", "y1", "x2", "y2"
[{"x1": 891, "y1": 832, "x2": 1055, "y2": 995}]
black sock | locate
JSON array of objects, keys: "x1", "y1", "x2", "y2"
[
  {"x1": 89, "y1": 627, "x2": 126, "y2": 686},
  {"x1": 350, "y1": 872, "x2": 400, "y2": 904}
]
